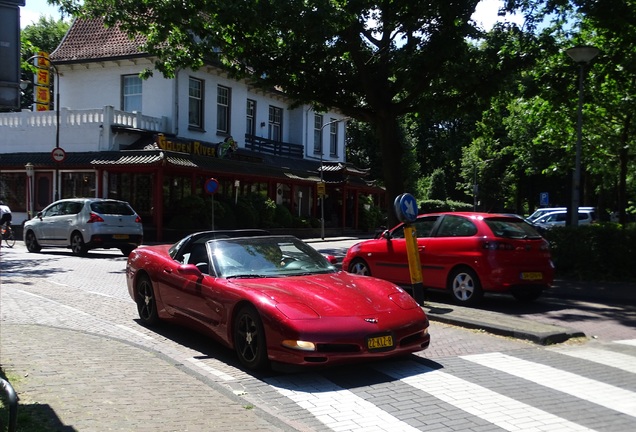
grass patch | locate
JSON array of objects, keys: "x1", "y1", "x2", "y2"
[{"x1": 0, "y1": 367, "x2": 61, "y2": 432}]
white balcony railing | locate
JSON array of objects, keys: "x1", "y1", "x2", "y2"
[{"x1": 0, "y1": 106, "x2": 170, "y2": 153}]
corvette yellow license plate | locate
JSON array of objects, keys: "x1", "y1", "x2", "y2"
[
  {"x1": 521, "y1": 272, "x2": 542, "y2": 281},
  {"x1": 113, "y1": 234, "x2": 129, "y2": 240},
  {"x1": 367, "y1": 335, "x2": 394, "y2": 351}
]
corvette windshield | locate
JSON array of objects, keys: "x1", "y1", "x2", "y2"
[{"x1": 209, "y1": 236, "x2": 336, "y2": 278}]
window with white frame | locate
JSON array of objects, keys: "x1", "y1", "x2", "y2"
[
  {"x1": 313, "y1": 114, "x2": 323, "y2": 155},
  {"x1": 268, "y1": 105, "x2": 282, "y2": 142},
  {"x1": 188, "y1": 77, "x2": 204, "y2": 129},
  {"x1": 217, "y1": 85, "x2": 230, "y2": 134},
  {"x1": 246, "y1": 99, "x2": 256, "y2": 135},
  {"x1": 122, "y1": 75, "x2": 142, "y2": 112},
  {"x1": 329, "y1": 118, "x2": 338, "y2": 156}
]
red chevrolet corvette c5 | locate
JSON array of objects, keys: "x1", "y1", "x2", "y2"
[{"x1": 126, "y1": 230, "x2": 430, "y2": 371}]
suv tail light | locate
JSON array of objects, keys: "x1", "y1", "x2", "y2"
[{"x1": 87, "y1": 212, "x2": 105, "y2": 223}]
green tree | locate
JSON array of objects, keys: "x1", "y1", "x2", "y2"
[{"x1": 54, "y1": 0, "x2": 530, "y2": 225}]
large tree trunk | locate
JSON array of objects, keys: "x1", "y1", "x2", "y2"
[{"x1": 376, "y1": 117, "x2": 404, "y2": 228}]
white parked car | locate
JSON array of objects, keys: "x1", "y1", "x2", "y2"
[
  {"x1": 533, "y1": 209, "x2": 597, "y2": 231},
  {"x1": 24, "y1": 198, "x2": 143, "y2": 256},
  {"x1": 526, "y1": 206, "x2": 595, "y2": 223}
]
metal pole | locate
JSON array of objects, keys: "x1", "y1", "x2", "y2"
[
  {"x1": 1, "y1": 378, "x2": 18, "y2": 432},
  {"x1": 55, "y1": 64, "x2": 60, "y2": 200},
  {"x1": 473, "y1": 164, "x2": 477, "y2": 211},
  {"x1": 318, "y1": 117, "x2": 350, "y2": 240},
  {"x1": 571, "y1": 64, "x2": 584, "y2": 227}
]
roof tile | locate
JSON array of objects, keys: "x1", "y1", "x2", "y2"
[{"x1": 51, "y1": 17, "x2": 147, "y2": 62}]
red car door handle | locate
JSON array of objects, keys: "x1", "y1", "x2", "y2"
[{"x1": 163, "y1": 267, "x2": 173, "y2": 274}]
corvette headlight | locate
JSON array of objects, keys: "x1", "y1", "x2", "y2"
[{"x1": 282, "y1": 340, "x2": 317, "y2": 351}]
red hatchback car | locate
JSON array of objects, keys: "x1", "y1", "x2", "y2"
[{"x1": 342, "y1": 212, "x2": 555, "y2": 305}]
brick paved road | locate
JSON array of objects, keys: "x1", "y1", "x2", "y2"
[{"x1": 2, "y1": 243, "x2": 636, "y2": 431}]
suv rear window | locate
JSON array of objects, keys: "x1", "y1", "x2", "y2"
[
  {"x1": 485, "y1": 218, "x2": 543, "y2": 239},
  {"x1": 90, "y1": 201, "x2": 134, "y2": 215}
]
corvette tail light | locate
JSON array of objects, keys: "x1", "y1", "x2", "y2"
[{"x1": 87, "y1": 212, "x2": 105, "y2": 223}]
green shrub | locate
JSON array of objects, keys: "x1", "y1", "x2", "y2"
[
  {"x1": 544, "y1": 223, "x2": 636, "y2": 281},
  {"x1": 273, "y1": 204, "x2": 293, "y2": 228},
  {"x1": 418, "y1": 199, "x2": 472, "y2": 213},
  {"x1": 234, "y1": 197, "x2": 259, "y2": 228}
]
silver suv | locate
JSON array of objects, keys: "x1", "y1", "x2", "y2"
[{"x1": 24, "y1": 198, "x2": 143, "y2": 256}]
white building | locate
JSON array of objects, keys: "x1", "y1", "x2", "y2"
[{"x1": 0, "y1": 18, "x2": 380, "y2": 240}]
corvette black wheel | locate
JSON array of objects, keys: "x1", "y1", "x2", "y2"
[
  {"x1": 233, "y1": 305, "x2": 268, "y2": 371},
  {"x1": 136, "y1": 275, "x2": 159, "y2": 325}
]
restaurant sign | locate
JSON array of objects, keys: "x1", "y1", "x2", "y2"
[{"x1": 155, "y1": 134, "x2": 237, "y2": 158}]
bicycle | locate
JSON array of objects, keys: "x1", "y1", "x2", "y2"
[{"x1": 1, "y1": 224, "x2": 15, "y2": 248}]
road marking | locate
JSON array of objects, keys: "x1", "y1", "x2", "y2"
[
  {"x1": 115, "y1": 324, "x2": 155, "y2": 341},
  {"x1": 17, "y1": 289, "x2": 90, "y2": 316},
  {"x1": 187, "y1": 357, "x2": 235, "y2": 382},
  {"x1": 374, "y1": 361, "x2": 596, "y2": 432},
  {"x1": 267, "y1": 374, "x2": 421, "y2": 432},
  {"x1": 616, "y1": 339, "x2": 636, "y2": 347},
  {"x1": 462, "y1": 352, "x2": 636, "y2": 418},
  {"x1": 555, "y1": 346, "x2": 636, "y2": 374}
]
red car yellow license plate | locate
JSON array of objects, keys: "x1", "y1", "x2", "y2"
[
  {"x1": 367, "y1": 334, "x2": 394, "y2": 351},
  {"x1": 521, "y1": 272, "x2": 542, "y2": 281}
]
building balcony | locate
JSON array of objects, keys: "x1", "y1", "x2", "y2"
[{"x1": 0, "y1": 106, "x2": 170, "y2": 154}]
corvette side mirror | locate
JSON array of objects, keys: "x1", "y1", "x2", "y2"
[{"x1": 178, "y1": 264, "x2": 203, "y2": 277}]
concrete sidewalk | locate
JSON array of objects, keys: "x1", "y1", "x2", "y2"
[{"x1": 1, "y1": 324, "x2": 302, "y2": 432}]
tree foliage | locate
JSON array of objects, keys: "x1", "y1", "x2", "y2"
[{"x1": 52, "y1": 0, "x2": 534, "y2": 225}]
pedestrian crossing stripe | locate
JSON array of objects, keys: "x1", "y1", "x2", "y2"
[
  {"x1": 462, "y1": 352, "x2": 636, "y2": 418},
  {"x1": 555, "y1": 346, "x2": 636, "y2": 374},
  {"x1": 616, "y1": 339, "x2": 636, "y2": 347},
  {"x1": 266, "y1": 375, "x2": 421, "y2": 432},
  {"x1": 373, "y1": 361, "x2": 597, "y2": 432}
]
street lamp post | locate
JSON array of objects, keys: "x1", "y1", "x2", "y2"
[
  {"x1": 566, "y1": 45, "x2": 599, "y2": 227},
  {"x1": 25, "y1": 162, "x2": 35, "y2": 219},
  {"x1": 318, "y1": 117, "x2": 349, "y2": 240},
  {"x1": 473, "y1": 158, "x2": 493, "y2": 211}
]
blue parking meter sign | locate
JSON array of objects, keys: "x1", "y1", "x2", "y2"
[
  {"x1": 540, "y1": 192, "x2": 549, "y2": 206},
  {"x1": 394, "y1": 193, "x2": 418, "y2": 223}
]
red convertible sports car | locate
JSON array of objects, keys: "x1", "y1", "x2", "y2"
[
  {"x1": 126, "y1": 230, "x2": 430, "y2": 371},
  {"x1": 342, "y1": 212, "x2": 555, "y2": 306}
]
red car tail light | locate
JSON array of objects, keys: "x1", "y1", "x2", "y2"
[{"x1": 87, "y1": 212, "x2": 105, "y2": 223}]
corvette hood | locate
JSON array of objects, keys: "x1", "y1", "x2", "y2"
[{"x1": 229, "y1": 272, "x2": 417, "y2": 317}]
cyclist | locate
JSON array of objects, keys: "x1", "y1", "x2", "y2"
[{"x1": 0, "y1": 200, "x2": 11, "y2": 229}]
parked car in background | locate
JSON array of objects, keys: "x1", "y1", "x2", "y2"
[
  {"x1": 532, "y1": 209, "x2": 597, "y2": 232},
  {"x1": 23, "y1": 198, "x2": 143, "y2": 256},
  {"x1": 526, "y1": 206, "x2": 595, "y2": 224},
  {"x1": 342, "y1": 212, "x2": 555, "y2": 306},
  {"x1": 126, "y1": 231, "x2": 430, "y2": 371}
]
